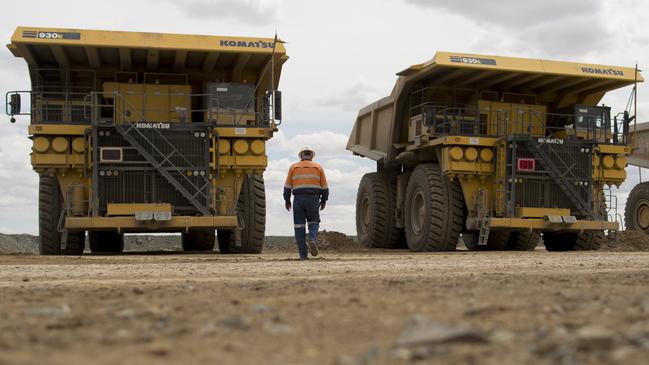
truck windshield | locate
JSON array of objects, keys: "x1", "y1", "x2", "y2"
[{"x1": 206, "y1": 83, "x2": 255, "y2": 112}]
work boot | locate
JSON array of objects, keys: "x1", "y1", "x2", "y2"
[{"x1": 307, "y1": 238, "x2": 318, "y2": 257}]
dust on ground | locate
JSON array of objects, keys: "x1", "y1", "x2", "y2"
[
  {"x1": 0, "y1": 231, "x2": 361, "y2": 254},
  {"x1": 602, "y1": 230, "x2": 649, "y2": 251},
  {"x1": 4, "y1": 229, "x2": 649, "y2": 255},
  {"x1": 1, "y1": 251, "x2": 649, "y2": 365}
]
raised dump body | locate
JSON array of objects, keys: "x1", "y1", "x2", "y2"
[
  {"x1": 6, "y1": 27, "x2": 287, "y2": 254},
  {"x1": 348, "y1": 52, "x2": 640, "y2": 252}
]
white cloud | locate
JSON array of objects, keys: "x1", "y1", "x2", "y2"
[
  {"x1": 264, "y1": 148, "x2": 374, "y2": 235},
  {"x1": 161, "y1": 0, "x2": 283, "y2": 25},
  {"x1": 318, "y1": 79, "x2": 382, "y2": 112},
  {"x1": 268, "y1": 130, "x2": 351, "y2": 158},
  {"x1": 405, "y1": 0, "x2": 611, "y2": 58}
]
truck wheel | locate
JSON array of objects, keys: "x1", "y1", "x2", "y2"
[
  {"x1": 89, "y1": 231, "x2": 124, "y2": 253},
  {"x1": 219, "y1": 175, "x2": 265, "y2": 254},
  {"x1": 39, "y1": 175, "x2": 86, "y2": 255},
  {"x1": 507, "y1": 231, "x2": 541, "y2": 251},
  {"x1": 462, "y1": 231, "x2": 510, "y2": 251},
  {"x1": 543, "y1": 231, "x2": 604, "y2": 251},
  {"x1": 356, "y1": 172, "x2": 404, "y2": 248},
  {"x1": 404, "y1": 164, "x2": 463, "y2": 251},
  {"x1": 625, "y1": 182, "x2": 649, "y2": 233},
  {"x1": 181, "y1": 230, "x2": 216, "y2": 251}
]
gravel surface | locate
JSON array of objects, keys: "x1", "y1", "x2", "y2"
[
  {"x1": 3, "y1": 229, "x2": 648, "y2": 254},
  {"x1": 1, "y1": 251, "x2": 649, "y2": 364}
]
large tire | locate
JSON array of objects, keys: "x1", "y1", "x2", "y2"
[
  {"x1": 462, "y1": 231, "x2": 511, "y2": 251},
  {"x1": 507, "y1": 231, "x2": 541, "y2": 251},
  {"x1": 404, "y1": 164, "x2": 463, "y2": 252},
  {"x1": 462, "y1": 232, "x2": 480, "y2": 251},
  {"x1": 89, "y1": 231, "x2": 124, "y2": 253},
  {"x1": 182, "y1": 230, "x2": 216, "y2": 251},
  {"x1": 39, "y1": 175, "x2": 85, "y2": 255},
  {"x1": 625, "y1": 182, "x2": 649, "y2": 233},
  {"x1": 219, "y1": 175, "x2": 265, "y2": 254},
  {"x1": 543, "y1": 231, "x2": 604, "y2": 251},
  {"x1": 356, "y1": 172, "x2": 404, "y2": 249}
]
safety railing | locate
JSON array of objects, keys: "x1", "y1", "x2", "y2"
[
  {"x1": 4, "y1": 91, "x2": 93, "y2": 124},
  {"x1": 417, "y1": 104, "x2": 631, "y2": 146},
  {"x1": 89, "y1": 91, "x2": 273, "y2": 127},
  {"x1": 6, "y1": 90, "x2": 276, "y2": 127}
]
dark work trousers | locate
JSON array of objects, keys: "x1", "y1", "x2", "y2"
[{"x1": 293, "y1": 194, "x2": 321, "y2": 259}]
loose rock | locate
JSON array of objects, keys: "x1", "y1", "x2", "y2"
[{"x1": 396, "y1": 315, "x2": 488, "y2": 347}]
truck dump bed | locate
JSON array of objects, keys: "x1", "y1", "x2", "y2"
[{"x1": 347, "y1": 52, "x2": 641, "y2": 164}]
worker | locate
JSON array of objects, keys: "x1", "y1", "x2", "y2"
[{"x1": 284, "y1": 146, "x2": 329, "y2": 260}]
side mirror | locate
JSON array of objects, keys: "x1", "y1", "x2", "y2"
[
  {"x1": 422, "y1": 108, "x2": 436, "y2": 127},
  {"x1": 8, "y1": 93, "x2": 21, "y2": 115},
  {"x1": 273, "y1": 90, "x2": 282, "y2": 121}
]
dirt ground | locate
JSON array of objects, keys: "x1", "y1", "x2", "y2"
[{"x1": 1, "y1": 249, "x2": 649, "y2": 365}]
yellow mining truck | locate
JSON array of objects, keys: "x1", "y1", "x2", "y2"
[
  {"x1": 5, "y1": 27, "x2": 287, "y2": 254},
  {"x1": 347, "y1": 52, "x2": 641, "y2": 251}
]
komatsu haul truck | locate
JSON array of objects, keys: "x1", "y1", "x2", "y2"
[
  {"x1": 347, "y1": 52, "x2": 640, "y2": 251},
  {"x1": 6, "y1": 27, "x2": 287, "y2": 254}
]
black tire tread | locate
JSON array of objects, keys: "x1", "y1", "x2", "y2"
[
  {"x1": 625, "y1": 181, "x2": 649, "y2": 233},
  {"x1": 356, "y1": 173, "x2": 404, "y2": 249},
  {"x1": 39, "y1": 175, "x2": 85, "y2": 255},
  {"x1": 182, "y1": 230, "x2": 216, "y2": 251},
  {"x1": 404, "y1": 164, "x2": 463, "y2": 252},
  {"x1": 544, "y1": 231, "x2": 604, "y2": 251},
  {"x1": 219, "y1": 175, "x2": 265, "y2": 254},
  {"x1": 507, "y1": 231, "x2": 541, "y2": 251}
]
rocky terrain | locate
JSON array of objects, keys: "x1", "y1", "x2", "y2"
[{"x1": 1, "y1": 251, "x2": 648, "y2": 364}]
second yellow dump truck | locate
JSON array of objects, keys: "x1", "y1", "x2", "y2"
[
  {"x1": 6, "y1": 27, "x2": 287, "y2": 254},
  {"x1": 347, "y1": 52, "x2": 641, "y2": 251}
]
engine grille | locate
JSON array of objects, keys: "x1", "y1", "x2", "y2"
[
  {"x1": 507, "y1": 137, "x2": 592, "y2": 217},
  {"x1": 96, "y1": 124, "x2": 211, "y2": 215}
]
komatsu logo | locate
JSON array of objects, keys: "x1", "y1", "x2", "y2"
[
  {"x1": 580, "y1": 67, "x2": 624, "y2": 76},
  {"x1": 537, "y1": 137, "x2": 564, "y2": 145},
  {"x1": 135, "y1": 122, "x2": 170, "y2": 129},
  {"x1": 220, "y1": 40, "x2": 275, "y2": 49}
]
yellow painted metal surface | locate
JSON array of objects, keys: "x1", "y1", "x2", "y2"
[
  {"x1": 107, "y1": 203, "x2": 172, "y2": 216},
  {"x1": 216, "y1": 127, "x2": 271, "y2": 138},
  {"x1": 400, "y1": 51, "x2": 641, "y2": 82},
  {"x1": 29, "y1": 124, "x2": 88, "y2": 135},
  {"x1": 32, "y1": 137, "x2": 49, "y2": 153},
  {"x1": 489, "y1": 217, "x2": 618, "y2": 231},
  {"x1": 516, "y1": 207, "x2": 570, "y2": 218},
  {"x1": 103, "y1": 82, "x2": 191, "y2": 123},
  {"x1": 10, "y1": 27, "x2": 286, "y2": 55},
  {"x1": 65, "y1": 215, "x2": 238, "y2": 231}
]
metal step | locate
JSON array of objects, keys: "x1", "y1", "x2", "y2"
[
  {"x1": 113, "y1": 122, "x2": 211, "y2": 216},
  {"x1": 523, "y1": 139, "x2": 594, "y2": 219}
]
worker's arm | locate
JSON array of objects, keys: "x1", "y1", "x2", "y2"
[
  {"x1": 283, "y1": 165, "x2": 294, "y2": 210},
  {"x1": 319, "y1": 166, "x2": 329, "y2": 208}
]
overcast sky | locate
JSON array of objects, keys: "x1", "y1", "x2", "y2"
[{"x1": 0, "y1": 0, "x2": 648, "y2": 236}]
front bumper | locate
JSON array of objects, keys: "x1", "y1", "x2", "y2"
[
  {"x1": 483, "y1": 217, "x2": 618, "y2": 232},
  {"x1": 65, "y1": 215, "x2": 238, "y2": 232}
]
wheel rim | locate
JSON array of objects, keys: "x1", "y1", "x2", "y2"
[
  {"x1": 410, "y1": 188, "x2": 426, "y2": 236},
  {"x1": 360, "y1": 193, "x2": 371, "y2": 234},
  {"x1": 635, "y1": 200, "x2": 649, "y2": 230}
]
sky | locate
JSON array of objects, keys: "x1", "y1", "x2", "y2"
[{"x1": 0, "y1": 0, "x2": 648, "y2": 235}]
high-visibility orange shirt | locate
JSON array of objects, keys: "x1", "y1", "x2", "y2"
[{"x1": 284, "y1": 160, "x2": 329, "y2": 201}]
